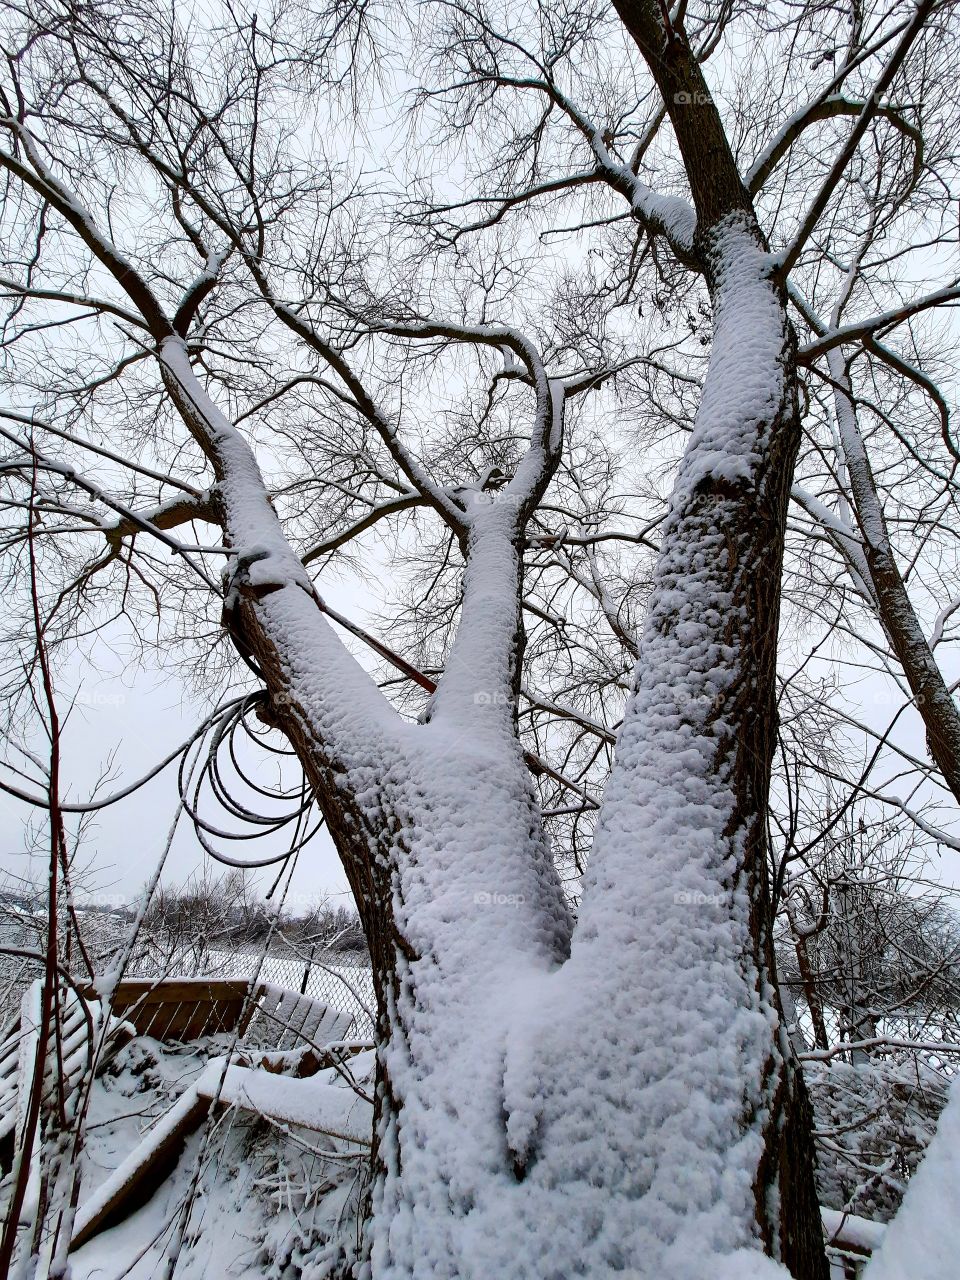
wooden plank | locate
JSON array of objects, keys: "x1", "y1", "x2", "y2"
[
  {"x1": 69, "y1": 996, "x2": 366, "y2": 1251},
  {"x1": 821, "y1": 1207, "x2": 885, "y2": 1261},
  {"x1": 197, "y1": 1063, "x2": 371, "y2": 1146},
  {"x1": 71, "y1": 1049, "x2": 336, "y2": 1251},
  {"x1": 250, "y1": 984, "x2": 352, "y2": 1051},
  {"x1": 15, "y1": 982, "x2": 42, "y2": 1227},
  {"x1": 77, "y1": 980, "x2": 254, "y2": 1041},
  {"x1": 236, "y1": 986, "x2": 263, "y2": 1037},
  {"x1": 108, "y1": 979, "x2": 252, "y2": 1004},
  {"x1": 70, "y1": 1086, "x2": 209, "y2": 1251},
  {"x1": 0, "y1": 988, "x2": 134, "y2": 1182}
]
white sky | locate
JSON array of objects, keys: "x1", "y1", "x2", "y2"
[{"x1": 0, "y1": 568, "x2": 386, "y2": 911}]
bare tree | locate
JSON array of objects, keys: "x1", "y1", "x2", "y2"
[
  {"x1": 1, "y1": 0, "x2": 958, "y2": 1276},
  {"x1": 779, "y1": 808, "x2": 960, "y2": 1055}
]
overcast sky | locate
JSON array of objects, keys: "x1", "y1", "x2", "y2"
[
  {"x1": 2, "y1": 56, "x2": 959, "y2": 917},
  {"x1": 0, "y1": 566, "x2": 386, "y2": 912},
  {"x1": 6, "y1": 564, "x2": 960, "y2": 914}
]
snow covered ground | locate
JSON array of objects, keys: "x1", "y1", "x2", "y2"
[{"x1": 71, "y1": 1035, "x2": 374, "y2": 1280}]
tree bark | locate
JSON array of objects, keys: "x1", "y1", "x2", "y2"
[
  {"x1": 212, "y1": 8, "x2": 832, "y2": 1273},
  {"x1": 826, "y1": 352, "x2": 960, "y2": 803},
  {"x1": 795, "y1": 935, "x2": 831, "y2": 1054},
  {"x1": 596, "y1": 5, "x2": 829, "y2": 1273}
]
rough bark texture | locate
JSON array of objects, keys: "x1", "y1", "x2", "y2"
[
  {"x1": 845, "y1": 448, "x2": 960, "y2": 801},
  {"x1": 873, "y1": 562, "x2": 960, "y2": 796},
  {"x1": 145, "y1": 6, "x2": 832, "y2": 1271},
  {"x1": 795, "y1": 935, "x2": 830, "y2": 1054},
  {"x1": 732, "y1": 348, "x2": 829, "y2": 1279},
  {"x1": 606, "y1": 3, "x2": 830, "y2": 1273},
  {"x1": 610, "y1": 0, "x2": 753, "y2": 230}
]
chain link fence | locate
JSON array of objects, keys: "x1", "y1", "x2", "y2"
[
  {"x1": 194, "y1": 945, "x2": 375, "y2": 1039},
  {"x1": 0, "y1": 912, "x2": 375, "y2": 1039},
  {"x1": 0, "y1": 918, "x2": 41, "y2": 1029}
]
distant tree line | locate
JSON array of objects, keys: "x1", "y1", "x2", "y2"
[
  {"x1": 135, "y1": 869, "x2": 367, "y2": 955},
  {"x1": 0, "y1": 868, "x2": 367, "y2": 974}
]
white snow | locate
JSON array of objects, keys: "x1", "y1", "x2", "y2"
[
  {"x1": 864, "y1": 1078, "x2": 960, "y2": 1280},
  {"x1": 71, "y1": 1070, "x2": 211, "y2": 1241},
  {"x1": 69, "y1": 1036, "x2": 374, "y2": 1280},
  {"x1": 821, "y1": 1208, "x2": 886, "y2": 1254},
  {"x1": 214, "y1": 1062, "x2": 371, "y2": 1144},
  {"x1": 364, "y1": 214, "x2": 803, "y2": 1280},
  {"x1": 124, "y1": 199, "x2": 806, "y2": 1280}
]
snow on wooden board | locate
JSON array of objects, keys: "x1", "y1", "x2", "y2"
[
  {"x1": 863, "y1": 1078, "x2": 960, "y2": 1280},
  {"x1": 211, "y1": 1062, "x2": 371, "y2": 1144},
  {"x1": 821, "y1": 1208, "x2": 886, "y2": 1258},
  {"x1": 253, "y1": 983, "x2": 354, "y2": 1050},
  {"x1": 70, "y1": 1075, "x2": 210, "y2": 1249},
  {"x1": 0, "y1": 982, "x2": 134, "y2": 1178},
  {"x1": 70, "y1": 1051, "x2": 373, "y2": 1250}
]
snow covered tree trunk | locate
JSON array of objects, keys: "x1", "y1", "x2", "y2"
[
  {"x1": 826, "y1": 351, "x2": 960, "y2": 802},
  {"x1": 224, "y1": 11, "x2": 829, "y2": 1275},
  {"x1": 516, "y1": 217, "x2": 827, "y2": 1280},
  {"x1": 236, "y1": 234, "x2": 822, "y2": 1280},
  {"x1": 222, "y1": 254, "x2": 828, "y2": 1272},
  {"x1": 0, "y1": 19, "x2": 829, "y2": 1273}
]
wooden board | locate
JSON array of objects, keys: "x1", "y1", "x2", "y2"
[
  {"x1": 70, "y1": 1085, "x2": 209, "y2": 1250},
  {"x1": 80, "y1": 979, "x2": 255, "y2": 1041},
  {"x1": 70, "y1": 986, "x2": 361, "y2": 1250},
  {"x1": 0, "y1": 985, "x2": 136, "y2": 1178},
  {"x1": 70, "y1": 1048, "x2": 364, "y2": 1251}
]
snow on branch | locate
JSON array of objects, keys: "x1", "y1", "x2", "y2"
[
  {"x1": 790, "y1": 484, "x2": 879, "y2": 612},
  {"x1": 0, "y1": 276, "x2": 150, "y2": 331},
  {"x1": 0, "y1": 119, "x2": 173, "y2": 340},
  {"x1": 798, "y1": 281, "x2": 960, "y2": 362},
  {"x1": 373, "y1": 318, "x2": 563, "y2": 509},
  {"x1": 0, "y1": 410, "x2": 206, "y2": 498},
  {"x1": 0, "y1": 127, "x2": 406, "y2": 759},
  {"x1": 420, "y1": 44, "x2": 698, "y2": 259},
  {"x1": 102, "y1": 491, "x2": 219, "y2": 550},
  {"x1": 746, "y1": 94, "x2": 924, "y2": 196},
  {"x1": 0, "y1": 420, "x2": 223, "y2": 590},
  {"x1": 510, "y1": 71, "x2": 698, "y2": 258}
]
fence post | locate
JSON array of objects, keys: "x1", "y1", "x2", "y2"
[{"x1": 300, "y1": 942, "x2": 317, "y2": 996}]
